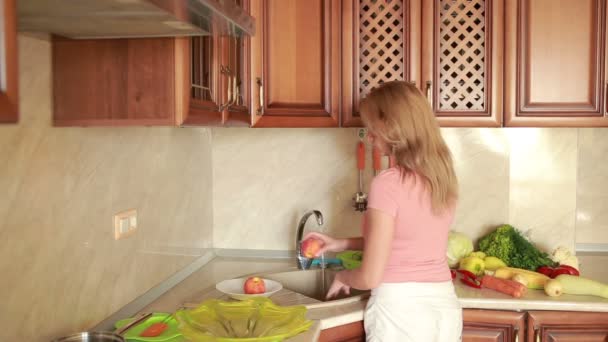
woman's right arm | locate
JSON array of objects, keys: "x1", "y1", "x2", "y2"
[{"x1": 302, "y1": 232, "x2": 363, "y2": 256}]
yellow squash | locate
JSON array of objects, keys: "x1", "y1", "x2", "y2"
[{"x1": 494, "y1": 267, "x2": 550, "y2": 290}]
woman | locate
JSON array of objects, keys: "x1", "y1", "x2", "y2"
[{"x1": 304, "y1": 81, "x2": 461, "y2": 341}]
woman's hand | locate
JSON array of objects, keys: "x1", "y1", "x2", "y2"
[
  {"x1": 302, "y1": 232, "x2": 347, "y2": 256},
  {"x1": 326, "y1": 272, "x2": 351, "y2": 299}
]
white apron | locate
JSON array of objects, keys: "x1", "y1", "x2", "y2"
[{"x1": 364, "y1": 281, "x2": 462, "y2": 342}]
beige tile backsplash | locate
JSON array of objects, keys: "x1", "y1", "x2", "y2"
[
  {"x1": 0, "y1": 35, "x2": 213, "y2": 341},
  {"x1": 212, "y1": 127, "x2": 587, "y2": 251},
  {"x1": 507, "y1": 128, "x2": 578, "y2": 252},
  {"x1": 576, "y1": 128, "x2": 608, "y2": 244},
  {"x1": 4, "y1": 33, "x2": 608, "y2": 342}
]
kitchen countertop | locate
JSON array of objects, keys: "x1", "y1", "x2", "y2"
[{"x1": 107, "y1": 251, "x2": 608, "y2": 341}]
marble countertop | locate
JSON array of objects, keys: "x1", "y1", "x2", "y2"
[{"x1": 123, "y1": 252, "x2": 608, "y2": 341}]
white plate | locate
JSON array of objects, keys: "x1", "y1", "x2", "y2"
[{"x1": 215, "y1": 278, "x2": 283, "y2": 301}]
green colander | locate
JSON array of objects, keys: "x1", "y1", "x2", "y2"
[
  {"x1": 337, "y1": 251, "x2": 363, "y2": 269},
  {"x1": 175, "y1": 297, "x2": 312, "y2": 341}
]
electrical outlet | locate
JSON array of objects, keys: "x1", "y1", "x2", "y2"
[{"x1": 114, "y1": 209, "x2": 137, "y2": 240}]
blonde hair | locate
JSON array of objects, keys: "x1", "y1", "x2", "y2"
[{"x1": 359, "y1": 81, "x2": 458, "y2": 214}]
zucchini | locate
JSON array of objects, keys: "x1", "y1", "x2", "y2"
[{"x1": 554, "y1": 274, "x2": 608, "y2": 298}]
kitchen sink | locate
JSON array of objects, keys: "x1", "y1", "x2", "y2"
[{"x1": 263, "y1": 268, "x2": 369, "y2": 302}]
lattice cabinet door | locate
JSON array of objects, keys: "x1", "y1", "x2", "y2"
[
  {"x1": 342, "y1": 0, "x2": 418, "y2": 127},
  {"x1": 422, "y1": 0, "x2": 504, "y2": 127}
]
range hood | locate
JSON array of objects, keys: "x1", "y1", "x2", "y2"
[{"x1": 18, "y1": 0, "x2": 255, "y2": 39}]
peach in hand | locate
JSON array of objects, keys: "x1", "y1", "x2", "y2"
[
  {"x1": 301, "y1": 238, "x2": 324, "y2": 258},
  {"x1": 243, "y1": 276, "x2": 266, "y2": 294}
]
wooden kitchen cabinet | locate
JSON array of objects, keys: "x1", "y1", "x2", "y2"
[
  {"x1": 183, "y1": 0, "x2": 251, "y2": 127},
  {"x1": 341, "y1": 0, "x2": 419, "y2": 127},
  {"x1": 0, "y1": 0, "x2": 18, "y2": 123},
  {"x1": 528, "y1": 311, "x2": 608, "y2": 342},
  {"x1": 249, "y1": 0, "x2": 341, "y2": 127},
  {"x1": 52, "y1": 0, "x2": 250, "y2": 127},
  {"x1": 52, "y1": 34, "x2": 249, "y2": 127},
  {"x1": 318, "y1": 321, "x2": 365, "y2": 342},
  {"x1": 505, "y1": 0, "x2": 608, "y2": 127},
  {"x1": 53, "y1": 37, "x2": 184, "y2": 126},
  {"x1": 342, "y1": 0, "x2": 503, "y2": 127},
  {"x1": 422, "y1": 0, "x2": 504, "y2": 127},
  {"x1": 463, "y1": 309, "x2": 525, "y2": 342}
]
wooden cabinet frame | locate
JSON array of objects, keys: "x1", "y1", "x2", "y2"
[{"x1": 0, "y1": 0, "x2": 18, "y2": 123}]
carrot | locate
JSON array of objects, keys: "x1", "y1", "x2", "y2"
[{"x1": 481, "y1": 275, "x2": 527, "y2": 298}]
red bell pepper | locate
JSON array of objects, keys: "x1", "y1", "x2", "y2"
[
  {"x1": 536, "y1": 266, "x2": 554, "y2": 277},
  {"x1": 556, "y1": 264, "x2": 580, "y2": 276},
  {"x1": 457, "y1": 269, "x2": 477, "y2": 280},
  {"x1": 455, "y1": 269, "x2": 482, "y2": 289},
  {"x1": 460, "y1": 277, "x2": 482, "y2": 289}
]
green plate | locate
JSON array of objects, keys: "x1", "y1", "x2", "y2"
[{"x1": 114, "y1": 313, "x2": 181, "y2": 342}]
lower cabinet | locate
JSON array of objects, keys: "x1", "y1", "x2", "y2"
[
  {"x1": 463, "y1": 309, "x2": 525, "y2": 342},
  {"x1": 317, "y1": 310, "x2": 608, "y2": 342},
  {"x1": 528, "y1": 311, "x2": 608, "y2": 342},
  {"x1": 318, "y1": 321, "x2": 365, "y2": 342}
]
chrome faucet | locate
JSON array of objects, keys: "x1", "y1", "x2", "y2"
[{"x1": 296, "y1": 210, "x2": 324, "y2": 270}]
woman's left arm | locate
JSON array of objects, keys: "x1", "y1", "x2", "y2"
[{"x1": 327, "y1": 208, "x2": 395, "y2": 298}]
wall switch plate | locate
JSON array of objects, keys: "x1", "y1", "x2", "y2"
[{"x1": 114, "y1": 209, "x2": 137, "y2": 240}]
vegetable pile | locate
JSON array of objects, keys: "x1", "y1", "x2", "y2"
[{"x1": 478, "y1": 224, "x2": 556, "y2": 271}]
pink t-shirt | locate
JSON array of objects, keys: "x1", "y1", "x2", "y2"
[{"x1": 364, "y1": 167, "x2": 455, "y2": 283}]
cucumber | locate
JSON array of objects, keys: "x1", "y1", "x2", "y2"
[{"x1": 554, "y1": 274, "x2": 608, "y2": 298}]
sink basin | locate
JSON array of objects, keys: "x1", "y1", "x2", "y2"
[{"x1": 263, "y1": 268, "x2": 369, "y2": 303}]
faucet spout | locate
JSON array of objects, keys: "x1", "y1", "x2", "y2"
[{"x1": 296, "y1": 210, "x2": 324, "y2": 270}]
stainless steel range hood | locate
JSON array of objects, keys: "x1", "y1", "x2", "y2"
[{"x1": 18, "y1": 0, "x2": 255, "y2": 39}]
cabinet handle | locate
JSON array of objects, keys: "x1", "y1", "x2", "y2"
[
  {"x1": 232, "y1": 75, "x2": 238, "y2": 106},
  {"x1": 226, "y1": 70, "x2": 232, "y2": 109},
  {"x1": 426, "y1": 81, "x2": 433, "y2": 106},
  {"x1": 256, "y1": 77, "x2": 264, "y2": 115},
  {"x1": 534, "y1": 327, "x2": 540, "y2": 342},
  {"x1": 513, "y1": 327, "x2": 519, "y2": 342},
  {"x1": 218, "y1": 65, "x2": 230, "y2": 111}
]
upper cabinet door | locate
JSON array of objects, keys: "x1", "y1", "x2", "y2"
[
  {"x1": 505, "y1": 0, "x2": 608, "y2": 127},
  {"x1": 0, "y1": 0, "x2": 18, "y2": 123},
  {"x1": 250, "y1": 0, "x2": 341, "y2": 127},
  {"x1": 53, "y1": 38, "x2": 178, "y2": 126},
  {"x1": 422, "y1": 0, "x2": 504, "y2": 127},
  {"x1": 342, "y1": 0, "x2": 418, "y2": 127}
]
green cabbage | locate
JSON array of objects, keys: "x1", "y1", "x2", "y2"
[{"x1": 447, "y1": 231, "x2": 473, "y2": 268}]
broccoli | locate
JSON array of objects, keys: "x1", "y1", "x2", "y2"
[{"x1": 478, "y1": 224, "x2": 556, "y2": 271}]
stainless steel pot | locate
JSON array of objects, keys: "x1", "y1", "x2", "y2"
[{"x1": 51, "y1": 332, "x2": 125, "y2": 342}]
